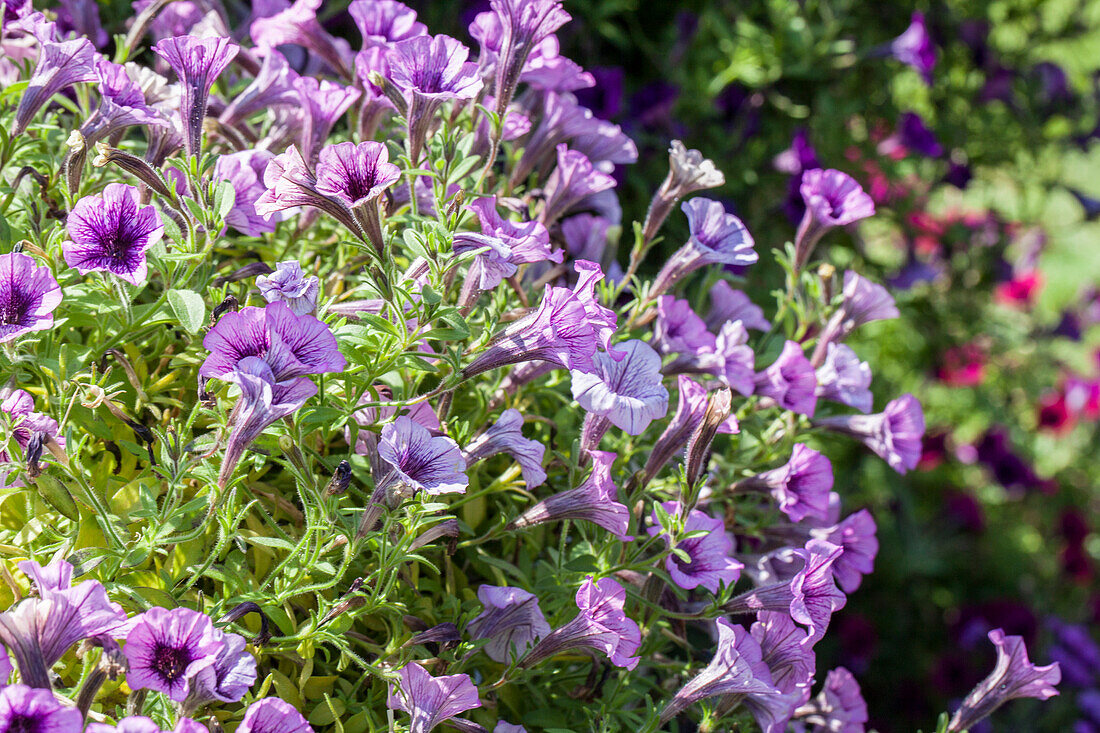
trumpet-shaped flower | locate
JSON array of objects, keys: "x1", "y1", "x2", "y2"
[
  {"x1": 462, "y1": 409, "x2": 547, "y2": 488},
  {"x1": 755, "y1": 341, "x2": 818, "y2": 416},
  {"x1": 184, "y1": 630, "x2": 256, "y2": 710},
  {"x1": 250, "y1": 0, "x2": 352, "y2": 80},
  {"x1": 652, "y1": 198, "x2": 757, "y2": 295},
  {"x1": 256, "y1": 261, "x2": 319, "y2": 316},
  {"x1": 0, "y1": 253, "x2": 62, "y2": 344},
  {"x1": 13, "y1": 37, "x2": 97, "y2": 135},
  {"x1": 468, "y1": 586, "x2": 551, "y2": 663},
  {"x1": 0, "y1": 685, "x2": 82, "y2": 733},
  {"x1": 387, "y1": 663, "x2": 481, "y2": 733},
  {"x1": 571, "y1": 339, "x2": 669, "y2": 435},
  {"x1": 739, "y1": 444, "x2": 833, "y2": 523},
  {"x1": 654, "y1": 296, "x2": 715, "y2": 355},
  {"x1": 378, "y1": 416, "x2": 468, "y2": 495},
  {"x1": 509, "y1": 450, "x2": 630, "y2": 540},
  {"x1": 812, "y1": 509, "x2": 878, "y2": 593},
  {"x1": 539, "y1": 146, "x2": 616, "y2": 226},
  {"x1": 889, "y1": 12, "x2": 935, "y2": 84},
  {"x1": 237, "y1": 698, "x2": 313, "y2": 733},
  {"x1": 648, "y1": 501, "x2": 742, "y2": 593},
  {"x1": 815, "y1": 343, "x2": 873, "y2": 413},
  {"x1": 153, "y1": 35, "x2": 239, "y2": 158},
  {"x1": 214, "y1": 149, "x2": 279, "y2": 237},
  {"x1": 794, "y1": 170, "x2": 875, "y2": 270},
  {"x1": 706, "y1": 280, "x2": 771, "y2": 332},
  {"x1": 124, "y1": 606, "x2": 225, "y2": 702},
  {"x1": 816, "y1": 393, "x2": 924, "y2": 474},
  {"x1": 349, "y1": 0, "x2": 426, "y2": 47},
  {"x1": 489, "y1": 0, "x2": 570, "y2": 115},
  {"x1": 218, "y1": 49, "x2": 300, "y2": 128},
  {"x1": 63, "y1": 183, "x2": 163, "y2": 286}
]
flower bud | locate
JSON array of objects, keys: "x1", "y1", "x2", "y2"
[{"x1": 685, "y1": 387, "x2": 731, "y2": 487}]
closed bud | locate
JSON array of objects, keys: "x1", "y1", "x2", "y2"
[
  {"x1": 218, "y1": 600, "x2": 280, "y2": 646},
  {"x1": 64, "y1": 131, "x2": 87, "y2": 196},
  {"x1": 685, "y1": 387, "x2": 732, "y2": 487},
  {"x1": 93, "y1": 141, "x2": 177, "y2": 201},
  {"x1": 210, "y1": 295, "x2": 239, "y2": 326}
]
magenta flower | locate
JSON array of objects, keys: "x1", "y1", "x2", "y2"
[
  {"x1": 642, "y1": 140, "x2": 726, "y2": 243},
  {"x1": 124, "y1": 606, "x2": 225, "y2": 702},
  {"x1": 349, "y1": 0, "x2": 426, "y2": 47},
  {"x1": 660, "y1": 617, "x2": 781, "y2": 724},
  {"x1": 63, "y1": 183, "x2": 163, "y2": 286},
  {"x1": 468, "y1": 585, "x2": 551, "y2": 663},
  {"x1": 294, "y1": 77, "x2": 361, "y2": 166},
  {"x1": 488, "y1": 0, "x2": 570, "y2": 116},
  {"x1": 256, "y1": 261, "x2": 319, "y2": 316},
  {"x1": 254, "y1": 146, "x2": 366, "y2": 240},
  {"x1": 387, "y1": 663, "x2": 481, "y2": 733},
  {"x1": 815, "y1": 343, "x2": 873, "y2": 413},
  {"x1": 796, "y1": 667, "x2": 868, "y2": 733},
  {"x1": 794, "y1": 169, "x2": 875, "y2": 270},
  {"x1": 817, "y1": 393, "x2": 924, "y2": 474},
  {"x1": 250, "y1": 0, "x2": 352, "y2": 80},
  {"x1": 948, "y1": 629, "x2": 1060, "y2": 732},
  {"x1": 0, "y1": 685, "x2": 82, "y2": 733},
  {"x1": 740, "y1": 444, "x2": 833, "y2": 522},
  {"x1": 571, "y1": 339, "x2": 669, "y2": 436},
  {"x1": 315, "y1": 140, "x2": 400, "y2": 249},
  {"x1": 648, "y1": 501, "x2": 742, "y2": 593},
  {"x1": 79, "y1": 58, "x2": 164, "y2": 145},
  {"x1": 652, "y1": 198, "x2": 757, "y2": 296},
  {"x1": 889, "y1": 12, "x2": 935, "y2": 85},
  {"x1": 755, "y1": 341, "x2": 818, "y2": 416},
  {"x1": 218, "y1": 49, "x2": 300, "y2": 129},
  {"x1": 13, "y1": 37, "x2": 97, "y2": 135},
  {"x1": 462, "y1": 409, "x2": 547, "y2": 488},
  {"x1": 238, "y1": 698, "x2": 313, "y2": 733},
  {"x1": 539, "y1": 145, "x2": 616, "y2": 226},
  {"x1": 509, "y1": 449, "x2": 631, "y2": 540},
  {"x1": 378, "y1": 416, "x2": 468, "y2": 495},
  {"x1": 0, "y1": 253, "x2": 62, "y2": 344},
  {"x1": 706, "y1": 280, "x2": 771, "y2": 332},
  {"x1": 0, "y1": 558, "x2": 127, "y2": 689},
  {"x1": 213, "y1": 149, "x2": 279, "y2": 237},
  {"x1": 521, "y1": 576, "x2": 640, "y2": 670},
  {"x1": 153, "y1": 35, "x2": 239, "y2": 159},
  {"x1": 813, "y1": 509, "x2": 878, "y2": 593},
  {"x1": 184, "y1": 630, "x2": 256, "y2": 711},
  {"x1": 655, "y1": 296, "x2": 716, "y2": 355},
  {"x1": 643, "y1": 376, "x2": 737, "y2": 486}
]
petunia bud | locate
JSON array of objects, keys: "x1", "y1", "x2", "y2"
[
  {"x1": 92, "y1": 142, "x2": 177, "y2": 202},
  {"x1": 63, "y1": 130, "x2": 87, "y2": 196},
  {"x1": 685, "y1": 386, "x2": 731, "y2": 487}
]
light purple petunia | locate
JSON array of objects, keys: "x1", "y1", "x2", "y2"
[
  {"x1": 539, "y1": 145, "x2": 617, "y2": 226},
  {"x1": 85, "y1": 715, "x2": 201, "y2": 733},
  {"x1": 948, "y1": 629, "x2": 1061, "y2": 732},
  {"x1": 751, "y1": 611, "x2": 816, "y2": 726},
  {"x1": 63, "y1": 183, "x2": 163, "y2": 286},
  {"x1": 314, "y1": 140, "x2": 400, "y2": 249},
  {"x1": 378, "y1": 416, "x2": 468, "y2": 495},
  {"x1": 387, "y1": 663, "x2": 481, "y2": 733},
  {"x1": 812, "y1": 271, "x2": 898, "y2": 365},
  {"x1": 56, "y1": 0, "x2": 108, "y2": 48},
  {"x1": 124, "y1": 606, "x2": 225, "y2": 702},
  {"x1": 755, "y1": 341, "x2": 818, "y2": 416},
  {"x1": 218, "y1": 49, "x2": 300, "y2": 128},
  {"x1": 571, "y1": 339, "x2": 669, "y2": 436},
  {"x1": 454, "y1": 232, "x2": 519, "y2": 295},
  {"x1": 237, "y1": 697, "x2": 313, "y2": 733},
  {"x1": 349, "y1": 0, "x2": 426, "y2": 48},
  {"x1": 183, "y1": 628, "x2": 256, "y2": 711},
  {"x1": 648, "y1": 501, "x2": 743, "y2": 593},
  {"x1": 816, "y1": 393, "x2": 924, "y2": 474},
  {"x1": 740, "y1": 444, "x2": 834, "y2": 523},
  {"x1": 0, "y1": 253, "x2": 62, "y2": 344},
  {"x1": 694, "y1": 320, "x2": 756, "y2": 397},
  {"x1": 794, "y1": 169, "x2": 875, "y2": 270},
  {"x1": 213, "y1": 149, "x2": 278, "y2": 237},
  {"x1": 795, "y1": 666, "x2": 869, "y2": 733},
  {"x1": 13, "y1": 36, "x2": 97, "y2": 135},
  {"x1": 256, "y1": 261, "x2": 319, "y2": 316},
  {"x1": 812, "y1": 509, "x2": 879, "y2": 593},
  {"x1": 0, "y1": 685, "x2": 83, "y2": 733},
  {"x1": 889, "y1": 11, "x2": 935, "y2": 85},
  {"x1": 79, "y1": 57, "x2": 164, "y2": 145},
  {"x1": 642, "y1": 140, "x2": 726, "y2": 243},
  {"x1": 815, "y1": 343, "x2": 873, "y2": 413},
  {"x1": 294, "y1": 77, "x2": 361, "y2": 166},
  {"x1": 561, "y1": 214, "x2": 610, "y2": 262},
  {"x1": 494, "y1": 723, "x2": 526, "y2": 733},
  {"x1": 511, "y1": 91, "x2": 598, "y2": 185},
  {"x1": 254, "y1": 146, "x2": 366, "y2": 238},
  {"x1": 509, "y1": 449, "x2": 631, "y2": 540},
  {"x1": 467, "y1": 195, "x2": 560, "y2": 269},
  {"x1": 643, "y1": 375, "x2": 738, "y2": 486},
  {"x1": 652, "y1": 197, "x2": 757, "y2": 296},
  {"x1": 468, "y1": 585, "x2": 552, "y2": 663},
  {"x1": 153, "y1": 35, "x2": 239, "y2": 159},
  {"x1": 706, "y1": 280, "x2": 771, "y2": 332},
  {"x1": 489, "y1": 0, "x2": 570, "y2": 115},
  {"x1": 462, "y1": 409, "x2": 547, "y2": 488},
  {"x1": 250, "y1": 0, "x2": 352, "y2": 80},
  {"x1": 654, "y1": 296, "x2": 716, "y2": 355}
]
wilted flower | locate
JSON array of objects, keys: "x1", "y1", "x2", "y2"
[
  {"x1": 816, "y1": 393, "x2": 924, "y2": 474},
  {"x1": 256, "y1": 262, "x2": 319, "y2": 316},
  {"x1": 378, "y1": 416, "x2": 468, "y2": 495},
  {"x1": 737, "y1": 444, "x2": 833, "y2": 522},
  {"x1": 0, "y1": 685, "x2": 83, "y2": 733},
  {"x1": 706, "y1": 280, "x2": 771, "y2": 332},
  {"x1": 349, "y1": 0, "x2": 426, "y2": 47},
  {"x1": 888, "y1": 12, "x2": 935, "y2": 85},
  {"x1": 648, "y1": 501, "x2": 742, "y2": 593},
  {"x1": 387, "y1": 663, "x2": 481, "y2": 733},
  {"x1": 462, "y1": 409, "x2": 547, "y2": 488},
  {"x1": 755, "y1": 341, "x2": 818, "y2": 417},
  {"x1": 812, "y1": 509, "x2": 878, "y2": 593},
  {"x1": 238, "y1": 698, "x2": 313, "y2": 733},
  {"x1": 468, "y1": 585, "x2": 552, "y2": 663},
  {"x1": 815, "y1": 343, "x2": 873, "y2": 413},
  {"x1": 509, "y1": 449, "x2": 631, "y2": 540},
  {"x1": 539, "y1": 145, "x2": 617, "y2": 226},
  {"x1": 642, "y1": 140, "x2": 726, "y2": 243},
  {"x1": 652, "y1": 198, "x2": 757, "y2": 296},
  {"x1": 63, "y1": 183, "x2": 163, "y2": 286},
  {"x1": 153, "y1": 35, "x2": 239, "y2": 159},
  {"x1": 124, "y1": 606, "x2": 225, "y2": 702},
  {"x1": 0, "y1": 390, "x2": 64, "y2": 484},
  {"x1": 947, "y1": 629, "x2": 1060, "y2": 732},
  {"x1": 794, "y1": 667, "x2": 869, "y2": 733},
  {"x1": 0, "y1": 253, "x2": 62, "y2": 345},
  {"x1": 794, "y1": 169, "x2": 875, "y2": 270},
  {"x1": 572, "y1": 339, "x2": 669, "y2": 441},
  {"x1": 13, "y1": 37, "x2": 97, "y2": 135}
]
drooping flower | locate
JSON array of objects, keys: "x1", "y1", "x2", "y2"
[
  {"x1": 737, "y1": 444, "x2": 833, "y2": 522},
  {"x1": 888, "y1": 11, "x2": 935, "y2": 85},
  {"x1": 468, "y1": 586, "x2": 552, "y2": 663},
  {"x1": 706, "y1": 280, "x2": 771, "y2": 332},
  {"x1": 642, "y1": 376, "x2": 738, "y2": 487},
  {"x1": 462, "y1": 409, "x2": 547, "y2": 488},
  {"x1": 153, "y1": 35, "x2": 239, "y2": 159},
  {"x1": 795, "y1": 667, "x2": 869, "y2": 733},
  {"x1": 237, "y1": 698, "x2": 313, "y2": 733},
  {"x1": 13, "y1": 37, "x2": 97, "y2": 135},
  {"x1": 213, "y1": 149, "x2": 279, "y2": 237},
  {"x1": 539, "y1": 145, "x2": 617, "y2": 226},
  {"x1": 509, "y1": 450, "x2": 631, "y2": 540},
  {"x1": 387, "y1": 663, "x2": 481, "y2": 733},
  {"x1": 0, "y1": 389, "x2": 65, "y2": 485},
  {"x1": 642, "y1": 140, "x2": 726, "y2": 243},
  {"x1": 520, "y1": 576, "x2": 640, "y2": 670},
  {"x1": 124, "y1": 606, "x2": 225, "y2": 702},
  {"x1": 812, "y1": 271, "x2": 898, "y2": 365},
  {"x1": 349, "y1": 0, "x2": 426, "y2": 47},
  {"x1": 571, "y1": 339, "x2": 669, "y2": 440},
  {"x1": 0, "y1": 253, "x2": 62, "y2": 345},
  {"x1": 755, "y1": 341, "x2": 818, "y2": 416},
  {"x1": 489, "y1": 0, "x2": 571, "y2": 117},
  {"x1": 816, "y1": 393, "x2": 924, "y2": 474},
  {"x1": 63, "y1": 183, "x2": 163, "y2": 286},
  {"x1": 794, "y1": 169, "x2": 875, "y2": 271},
  {"x1": 947, "y1": 629, "x2": 1060, "y2": 732},
  {"x1": 648, "y1": 501, "x2": 742, "y2": 593},
  {"x1": 0, "y1": 685, "x2": 83, "y2": 733},
  {"x1": 218, "y1": 49, "x2": 300, "y2": 129},
  {"x1": 651, "y1": 198, "x2": 757, "y2": 296},
  {"x1": 314, "y1": 140, "x2": 400, "y2": 251},
  {"x1": 378, "y1": 416, "x2": 468, "y2": 495},
  {"x1": 183, "y1": 630, "x2": 256, "y2": 712},
  {"x1": 654, "y1": 296, "x2": 715, "y2": 355},
  {"x1": 815, "y1": 343, "x2": 873, "y2": 413},
  {"x1": 812, "y1": 509, "x2": 878, "y2": 593},
  {"x1": 255, "y1": 261, "x2": 319, "y2": 316},
  {"x1": 249, "y1": 0, "x2": 352, "y2": 80}
]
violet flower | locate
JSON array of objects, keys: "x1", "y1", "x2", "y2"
[
  {"x1": 654, "y1": 296, "x2": 716, "y2": 356},
  {"x1": 561, "y1": 214, "x2": 610, "y2": 262},
  {"x1": 378, "y1": 416, "x2": 468, "y2": 495},
  {"x1": 294, "y1": 77, "x2": 361, "y2": 166},
  {"x1": 706, "y1": 280, "x2": 771, "y2": 332},
  {"x1": 659, "y1": 617, "x2": 781, "y2": 724},
  {"x1": 0, "y1": 389, "x2": 64, "y2": 484},
  {"x1": 642, "y1": 376, "x2": 737, "y2": 486},
  {"x1": 509, "y1": 450, "x2": 631, "y2": 540},
  {"x1": 571, "y1": 339, "x2": 669, "y2": 440},
  {"x1": 0, "y1": 558, "x2": 127, "y2": 689},
  {"x1": 812, "y1": 509, "x2": 878, "y2": 593},
  {"x1": 78, "y1": 58, "x2": 164, "y2": 147},
  {"x1": 454, "y1": 232, "x2": 517, "y2": 295},
  {"x1": 218, "y1": 49, "x2": 300, "y2": 129},
  {"x1": 0, "y1": 253, "x2": 62, "y2": 344},
  {"x1": 737, "y1": 444, "x2": 833, "y2": 522},
  {"x1": 793, "y1": 169, "x2": 875, "y2": 271},
  {"x1": 642, "y1": 140, "x2": 726, "y2": 243},
  {"x1": 648, "y1": 501, "x2": 742, "y2": 593},
  {"x1": 815, "y1": 343, "x2": 873, "y2": 413},
  {"x1": 86, "y1": 716, "x2": 203, "y2": 733},
  {"x1": 238, "y1": 698, "x2": 313, "y2": 733},
  {"x1": 153, "y1": 35, "x2": 239, "y2": 159},
  {"x1": 794, "y1": 667, "x2": 868, "y2": 733},
  {"x1": 254, "y1": 146, "x2": 367, "y2": 240},
  {"x1": 63, "y1": 183, "x2": 163, "y2": 286},
  {"x1": 812, "y1": 271, "x2": 898, "y2": 365},
  {"x1": 213, "y1": 149, "x2": 279, "y2": 237},
  {"x1": 468, "y1": 585, "x2": 551, "y2": 663},
  {"x1": 539, "y1": 145, "x2": 616, "y2": 226},
  {"x1": 56, "y1": 0, "x2": 108, "y2": 48},
  {"x1": 249, "y1": 0, "x2": 352, "y2": 80},
  {"x1": 0, "y1": 685, "x2": 82, "y2": 733},
  {"x1": 183, "y1": 630, "x2": 256, "y2": 712},
  {"x1": 255, "y1": 261, "x2": 319, "y2": 316},
  {"x1": 948, "y1": 629, "x2": 1061, "y2": 732},
  {"x1": 652, "y1": 198, "x2": 757, "y2": 297},
  {"x1": 387, "y1": 663, "x2": 481, "y2": 733},
  {"x1": 755, "y1": 341, "x2": 818, "y2": 417},
  {"x1": 751, "y1": 611, "x2": 816, "y2": 717},
  {"x1": 13, "y1": 37, "x2": 97, "y2": 135},
  {"x1": 511, "y1": 92, "x2": 597, "y2": 185},
  {"x1": 891, "y1": 111, "x2": 944, "y2": 158},
  {"x1": 462, "y1": 409, "x2": 547, "y2": 488},
  {"x1": 694, "y1": 320, "x2": 756, "y2": 397},
  {"x1": 816, "y1": 393, "x2": 924, "y2": 474},
  {"x1": 124, "y1": 606, "x2": 224, "y2": 702},
  {"x1": 489, "y1": 0, "x2": 570, "y2": 117},
  {"x1": 467, "y1": 196, "x2": 558, "y2": 269},
  {"x1": 888, "y1": 12, "x2": 935, "y2": 85},
  {"x1": 315, "y1": 140, "x2": 400, "y2": 252},
  {"x1": 350, "y1": 0, "x2": 426, "y2": 47},
  {"x1": 520, "y1": 576, "x2": 640, "y2": 670}
]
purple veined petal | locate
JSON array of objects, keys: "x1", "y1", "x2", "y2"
[
  {"x1": 238, "y1": 697, "x2": 313, "y2": 733},
  {"x1": 467, "y1": 196, "x2": 559, "y2": 266},
  {"x1": 795, "y1": 666, "x2": 869, "y2": 733},
  {"x1": 255, "y1": 261, "x2": 319, "y2": 316},
  {"x1": 79, "y1": 57, "x2": 165, "y2": 145},
  {"x1": 249, "y1": 0, "x2": 352, "y2": 80},
  {"x1": 55, "y1": 0, "x2": 108, "y2": 48},
  {"x1": 509, "y1": 449, "x2": 631, "y2": 540},
  {"x1": 184, "y1": 630, "x2": 257, "y2": 708},
  {"x1": 218, "y1": 48, "x2": 300, "y2": 128},
  {"x1": 745, "y1": 444, "x2": 834, "y2": 523},
  {"x1": 455, "y1": 232, "x2": 519, "y2": 292},
  {"x1": 462, "y1": 409, "x2": 547, "y2": 488},
  {"x1": 468, "y1": 585, "x2": 551, "y2": 663},
  {"x1": 817, "y1": 393, "x2": 924, "y2": 474},
  {"x1": 488, "y1": 0, "x2": 570, "y2": 116},
  {"x1": 0, "y1": 253, "x2": 63, "y2": 344},
  {"x1": 539, "y1": 145, "x2": 616, "y2": 226},
  {"x1": 815, "y1": 343, "x2": 873, "y2": 413},
  {"x1": 153, "y1": 35, "x2": 240, "y2": 159},
  {"x1": 794, "y1": 169, "x2": 875, "y2": 270},
  {"x1": 642, "y1": 375, "x2": 737, "y2": 485},
  {"x1": 377, "y1": 416, "x2": 468, "y2": 495},
  {"x1": 86, "y1": 716, "x2": 173, "y2": 733},
  {"x1": 349, "y1": 0, "x2": 426, "y2": 47},
  {"x1": 812, "y1": 509, "x2": 878, "y2": 593},
  {"x1": 123, "y1": 606, "x2": 226, "y2": 703},
  {"x1": 647, "y1": 501, "x2": 742, "y2": 593},
  {"x1": 706, "y1": 280, "x2": 771, "y2": 332},
  {"x1": 13, "y1": 36, "x2": 98, "y2": 135},
  {"x1": 213, "y1": 149, "x2": 280, "y2": 237},
  {"x1": 386, "y1": 663, "x2": 481, "y2": 733},
  {"x1": 388, "y1": 33, "x2": 482, "y2": 100},
  {"x1": 889, "y1": 11, "x2": 935, "y2": 84},
  {"x1": 696, "y1": 319, "x2": 755, "y2": 397},
  {"x1": 315, "y1": 141, "x2": 401, "y2": 209},
  {"x1": 654, "y1": 296, "x2": 715, "y2": 356},
  {"x1": 293, "y1": 76, "x2": 361, "y2": 165},
  {"x1": 0, "y1": 685, "x2": 83, "y2": 733},
  {"x1": 63, "y1": 183, "x2": 163, "y2": 286},
  {"x1": 751, "y1": 610, "x2": 815, "y2": 703},
  {"x1": 651, "y1": 198, "x2": 756, "y2": 295},
  {"x1": 570, "y1": 340, "x2": 669, "y2": 435},
  {"x1": 560, "y1": 214, "x2": 610, "y2": 262},
  {"x1": 755, "y1": 340, "x2": 818, "y2": 416}
]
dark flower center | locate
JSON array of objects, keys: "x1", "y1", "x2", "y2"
[
  {"x1": 152, "y1": 643, "x2": 193, "y2": 682},
  {"x1": 7, "y1": 714, "x2": 42, "y2": 733},
  {"x1": 0, "y1": 287, "x2": 34, "y2": 327}
]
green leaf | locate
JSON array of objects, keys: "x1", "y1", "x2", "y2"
[
  {"x1": 167, "y1": 289, "x2": 207, "y2": 333},
  {"x1": 213, "y1": 179, "x2": 236, "y2": 222}
]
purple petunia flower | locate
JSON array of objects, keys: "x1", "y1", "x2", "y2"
[
  {"x1": 751, "y1": 611, "x2": 816, "y2": 723},
  {"x1": 739, "y1": 444, "x2": 833, "y2": 522},
  {"x1": 521, "y1": 576, "x2": 640, "y2": 670},
  {"x1": 815, "y1": 343, "x2": 873, "y2": 413},
  {"x1": 1047, "y1": 618, "x2": 1100, "y2": 688},
  {"x1": 948, "y1": 629, "x2": 1060, "y2": 732},
  {"x1": 571, "y1": 339, "x2": 669, "y2": 439},
  {"x1": 387, "y1": 663, "x2": 481, "y2": 733},
  {"x1": 888, "y1": 12, "x2": 935, "y2": 85},
  {"x1": 812, "y1": 271, "x2": 899, "y2": 365},
  {"x1": 539, "y1": 145, "x2": 616, "y2": 226},
  {"x1": 660, "y1": 617, "x2": 781, "y2": 725},
  {"x1": 124, "y1": 606, "x2": 225, "y2": 702},
  {"x1": 462, "y1": 409, "x2": 547, "y2": 488},
  {"x1": 561, "y1": 214, "x2": 610, "y2": 262},
  {"x1": 510, "y1": 92, "x2": 598, "y2": 185},
  {"x1": 494, "y1": 723, "x2": 526, "y2": 733},
  {"x1": 63, "y1": 183, "x2": 163, "y2": 286},
  {"x1": 652, "y1": 198, "x2": 757, "y2": 296},
  {"x1": 654, "y1": 296, "x2": 716, "y2": 355},
  {"x1": 642, "y1": 376, "x2": 737, "y2": 486},
  {"x1": 895, "y1": 111, "x2": 944, "y2": 158},
  {"x1": 56, "y1": 0, "x2": 108, "y2": 48},
  {"x1": 648, "y1": 501, "x2": 742, "y2": 593},
  {"x1": 0, "y1": 685, "x2": 83, "y2": 733},
  {"x1": 467, "y1": 196, "x2": 559, "y2": 270},
  {"x1": 794, "y1": 169, "x2": 876, "y2": 271},
  {"x1": 250, "y1": 0, "x2": 352, "y2": 80},
  {"x1": 13, "y1": 37, "x2": 97, "y2": 135},
  {"x1": 254, "y1": 146, "x2": 367, "y2": 239},
  {"x1": 349, "y1": 0, "x2": 426, "y2": 48},
  {"x1": 812, "y1": 509, "x2": 879, "y2": 593},
  {"x1": 378, "y1": 416, "x2": 468, "y2": 495},
  {"x1": 468, "y1": 585, "x2": 552, "y2": 663},
  {"x1": 755, "y1": 341, "x2": 818, "y2": 417},
  {"x1": 237, "y1": 698, "x2": 313, "y2": 733},
  {"x1": 183, "y1": 629, "x2": 256, "y2": 712},
  {"x1": 218, "y1": 49, "x2": 300, "y2": 129},
  {"x1": 0, "y1": 388, "x2": 63, "y2": 485},
  {"x1": 642, "y1": 140, "x2": 725, "y2": 243},
  {"x1": 0, "y1": 558, "x2": 127, "y2": 689},
  {"x1": 0, "y1": 253, "x2": 62, "y2": 344},
  {"x1": 153, "y1": 35, "x2": 239, "y2": 159},
  {"x1": 489, "y1": 0, "x2": 570, "y2": 116},
  {"x1": 796, "y1": 667, "x2": 869, "y2": 733},
  {"x1": 817, "y1": 393, "x2": 924, "y2": 474},
  {"x1": 86, "y1": 715, "x2": 204, "y2": 733},
  {"x1": 509, "y1": 449, "x2": 631, "y2": 540},
  {"x1": 314, "y1": 140, "x2": 400, "y2": 250},
  {"x1": 256, "y1": 261, "x2": 319, "y2": 316},
  {"x1": 78, "y1": 58, "x2": 164, "y2": 146},
  {"x1": 706, "y1": 280, "x2": 771, "y2": 332},
  {"x1": 294, "y1": 77, "x2": 361, "y2": 166},
  {"x1": 213, "y1": 149, "x2": 279, "y2": 237},
  {"x1": 695, "y1": 320, "x2": 756, "y2": 397}
]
